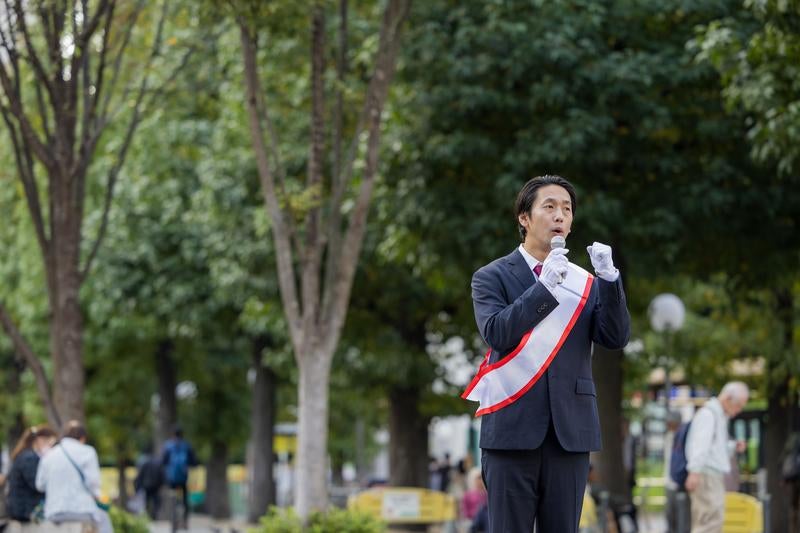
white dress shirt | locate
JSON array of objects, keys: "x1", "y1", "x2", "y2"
[{"x1": 518, "y1": 244, "x2": 543, "y2": 280}]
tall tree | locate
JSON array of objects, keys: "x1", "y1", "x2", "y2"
[
  {"x1": 695, "y1": 3, "x2": 800, "y2": 528},
  {"x1": 0, "y1": 1, "x2": 191, "y2": 426},
  {"x1": 229, "y1": 0, "x2": 412, "y2": 516}
]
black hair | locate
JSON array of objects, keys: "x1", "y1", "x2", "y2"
[{"x1": 514, "y1": 175, "x2": 577, "y2": 241}]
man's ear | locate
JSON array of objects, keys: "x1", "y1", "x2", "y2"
[{"x1": 518, "y1": 213, "x2": 528, "y2": 228}]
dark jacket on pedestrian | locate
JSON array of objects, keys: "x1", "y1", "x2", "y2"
[
  {"x1": 134, "y1": 455, "x2": 164, "y2": 493},
  {"x1": 6, "y1": 449, "x2": 44, "y2": 521}
]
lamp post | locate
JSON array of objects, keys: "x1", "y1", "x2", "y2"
[{"x1": 648, "y1": 293, "x2": 685, "y2": 409}]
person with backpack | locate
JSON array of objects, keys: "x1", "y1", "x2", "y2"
[
  {"x1": 161, "y1": 427, "x2": 198, "y2": 525},
  {"x1": 682, "y1": 382, "x2": 749, "y2": 533}
]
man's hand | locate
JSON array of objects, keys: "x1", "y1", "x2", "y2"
[
  {"x1": 539, "y1": 248, "x2": 569, "y2": 293},
  {"x1": 736, "y1": 440, "x2": 747, "y2": 454},
  {"x1": 685, "y1": 472, "x2": 700, "y2": 492},
  {"x1": 586, "y1": 242, "x2": 619, "y2": 281}
]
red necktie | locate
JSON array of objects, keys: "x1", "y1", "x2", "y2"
[{"x1": 533, "y1": 263, "x2": 542, "y2": 277}]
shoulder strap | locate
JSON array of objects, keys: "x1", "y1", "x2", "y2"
[{"x1": 60, "y1": 444, "x2": 96, "y2": 501}]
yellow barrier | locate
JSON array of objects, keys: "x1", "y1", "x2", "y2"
[
  {"x1": 347, "y1": 487, "x2": 456, "y2": 524},
  {"x1": 99, "y1": 465, "x2": 248, "y2": 499},
  {"x1": 579, "y1": 490, "x2": 598, "y2": 530},
  {"x1": 723, "y1": 492, "x2": 763, "y2": 533}
]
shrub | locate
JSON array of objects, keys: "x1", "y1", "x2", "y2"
[
  {"x1": 108, "y1": 506, "x2": 149, "y2": 533},
  {"x1": 250, "y1": 506, "x2": 386, "y2": 533},
  {"x1": 307, "y1": 507, "x2": 385, "y2": 533}
]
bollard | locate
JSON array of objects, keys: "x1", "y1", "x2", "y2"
[
  {"x1": 599, "y1": 490, "x2": 610, "y2": 533},
  {"x1": 676, "y1": 491, "x2": 689, "y2": 533},
  {"x1": 761, "y1": 493, "x2": 770, "y2": 533}
]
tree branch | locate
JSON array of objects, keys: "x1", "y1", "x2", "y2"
[
  {"x1": 301, "y1": 4, "x2": 326, "y2": 333},
  {"x1": 97, "y1": 0, "x2": 144, "y2": 124},
  {"x1": 80, "y1": 0, "x2": 173, "y2": 280},
  {"x1": 0, "y1": 105, "x2": 51, "y2": 257},
  {"x1": 239, "y1": 20, "x2": 303, "y2": 352},
  {"x1": 74, "y1": 0, "x2": 110, "y2": 58},
  {"x1": 12, "y1": 0, "x2": 57, "y2": 106},
  {"x1": 323, "y1": 0, "x2": 349, "y2": 312},
  {"x1": 0, "y1": 301, "x2": 61, "y2": 429},
  {"x1": 0, "y1": 53, "x2": 57, "y2": 171},
  {"x1": 322, "y1": 0, "x2": 411, "y2": 343}
]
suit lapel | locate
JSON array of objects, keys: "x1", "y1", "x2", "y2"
[{"x1": 505, "y1": 248, "x2": 535, "y2": 288}]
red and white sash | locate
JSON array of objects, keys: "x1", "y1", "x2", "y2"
[{"x1": 462, "y1": 263, "x2": 594, "y2": 416}]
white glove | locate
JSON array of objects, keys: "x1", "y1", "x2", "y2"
[
  {"x1": 539, "y1": 248, "x2": 569, "y2": 293},
  {"x1": 586, "y1": 242, "x2": 619, "y2": 281}
]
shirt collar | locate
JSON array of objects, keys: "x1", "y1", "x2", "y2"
[
  {"x1": 707, "y1": 397, "x2": 726, "y2": 418},
  {"x1": 517, "y1": 244, "x2": 541, "y2": 273}
]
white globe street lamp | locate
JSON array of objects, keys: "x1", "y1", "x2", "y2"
[
  {"x1": 648, "y1": 293, "x2": 685, "y2": 409},
  {"x1": 649, "y1": 293, "x2": 686, "y2": 333}
]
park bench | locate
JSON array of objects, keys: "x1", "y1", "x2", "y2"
[
  {"x1": 723, "y1": 492, "x2": 763, "y2": 533},
  {"x1": 347, "y1": 487, "x2": 456, "y2": 526}
]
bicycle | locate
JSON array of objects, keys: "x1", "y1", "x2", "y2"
[{"x1": 168, "y1": 485, "x2": 188, "y2": 533}]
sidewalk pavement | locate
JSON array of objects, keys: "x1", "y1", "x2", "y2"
[
  {"x1": 148, "y1": 512, "x2": 669, "y2": 533},
  {"x1": 148, "y1": 516, "x2": 249, "y2": 533}
]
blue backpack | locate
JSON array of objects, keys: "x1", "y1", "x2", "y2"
[
  {"x1": 165, "y1": 440, "x2": 190, "y2": 485},
  {"x1": 669, "y1": 422, "x2": 692, "y2": 489}
]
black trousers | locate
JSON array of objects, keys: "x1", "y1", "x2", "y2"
[
  {"x1": 144, "y1": 488, "x2": 161, "y2": 520},
  {"x1": 481, "y1": 424, "x2": 590, "y2": 533},
  {"x1": 169, "y1": 483, "x2": 190, "y2": 522}
]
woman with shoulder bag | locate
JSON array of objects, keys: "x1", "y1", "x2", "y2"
[{"x1": 6, "y1": 426, "x2": 57, "y2": 522}]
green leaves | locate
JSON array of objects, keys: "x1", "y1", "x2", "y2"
[{"x1": 694, "y1": 1, "x2": 800, "y2": 175}]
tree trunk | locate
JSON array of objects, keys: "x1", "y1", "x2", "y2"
[
  {"x1": 592, "y1": 345, "x2": 630, "y2": 502},
  {"x1": 766, "y1": 373, "x2": 792, "y2": 533},
  {"x1": 389, "y1": 385, "x2": 430, "y2": 487},
  {"x1": 155, "y1": 339, "x2": 177, "y2": 450},
  {"x1": 5, "y1": 355, "x2": 25, "y2": 451},
  {"x1": 295, "y1": 352, "x2": 332, "y2": 517},
  {"x1": 355, "y1": 418, "x2": 367, "y2": 485},
  {"x1": 766, "y1": 287, "x2": 797, "y2": 533},
  {"x1": 117, "y1": 455, "x2": 129, "y2": 509},
  {"x1": 206, "y1": 440, "x2": 230, "y2": 519},
  {"x1": 247, "y1": 338, "x2": 276, "y2": 523},
  {"x1": 331, "y1": 451, "x2": 345, "y2": 486},
  {"x1": 50, "y1": 242, "x2": 85, "y2": 423}
]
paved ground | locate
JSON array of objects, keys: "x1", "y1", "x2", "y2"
[
  {"x1": 148, "y1": 516, "x2": 249, "y2": 533},
  {"x1": 148, "y1": 512, "x2": 670, "y2": 533}
]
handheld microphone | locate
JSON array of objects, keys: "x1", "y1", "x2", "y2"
[
  {"x1": 550, "y1": 236, "x2": 567, "y2": 284},
  {"x1": 549, "y1": 235, "x2": 583, "y2": 297}
]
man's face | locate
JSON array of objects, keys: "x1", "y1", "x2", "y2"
[
  {"x1": 519, "y1": 184, "x2": 573, "y2": 250},
  {"x1": 723, "y1": 395, "x2": 748, "y2": 418}
]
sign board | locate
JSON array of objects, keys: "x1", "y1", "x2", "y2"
[{"x1": 381, "y1": 490, "x2": 421, "y2": 520}]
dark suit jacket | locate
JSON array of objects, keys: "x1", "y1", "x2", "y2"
[{"x1": 472, "y1": 248, "x2": 630, "y2": 452}]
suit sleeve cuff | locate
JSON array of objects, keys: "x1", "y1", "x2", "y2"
[{"x1": 596, "y1": 268, "x2": 619, "y2": 282}]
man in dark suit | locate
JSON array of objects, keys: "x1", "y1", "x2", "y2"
[{"x1": 463, "y1": 175, "x2": 630, "y2": 532}]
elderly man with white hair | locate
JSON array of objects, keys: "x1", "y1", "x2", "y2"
[{"x1": 685, "y1": 381, "x2": 749, "y2": 533}]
